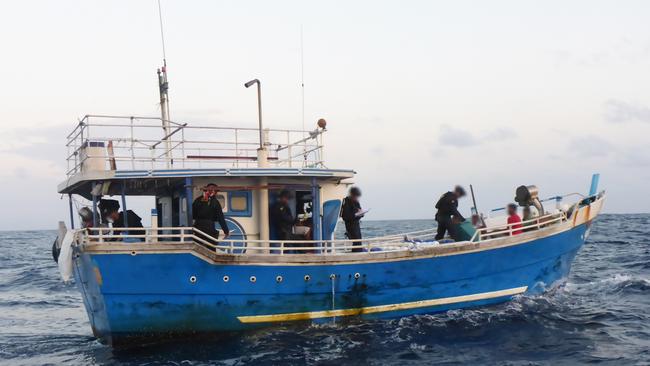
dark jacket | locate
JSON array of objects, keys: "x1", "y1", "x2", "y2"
[
  {"x1": 113, "y1": 210, "x2": 145, "y2": 239},
  {"x1": 435, "y1": 191, "x2": 464, "y2": 221},
  {"x1": 341, "y1": 197, "x2": 362, "y2": 240},
  {"x1": 192, "y1": 196, "x2": 229, "y2": 236},
  {"x1": 270, "y1": 201, "x2": 294, "y2": 240}
]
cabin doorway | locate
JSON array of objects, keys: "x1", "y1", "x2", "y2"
[{"x1": 269, "y1": 189, "x2": 313, "y2": 240}]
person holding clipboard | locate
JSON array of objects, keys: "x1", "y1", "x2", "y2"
[{"x1": 341, "y1": 186, "x2": 367, "y2": 252}]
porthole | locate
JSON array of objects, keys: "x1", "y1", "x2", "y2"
[
  {"x1": 131, "y1": 251, "x2": 136, "y2": 256},
  {"x1": 250, "y1": 276, "x2": 257, "y2": 283},
  {"x1": 304, "y1": 275, "x2": 311, "y2": 282},
  {"x1": 189, "y1": 275, "x2": 197, "y2": 283},
  {"x1": 223, "y1": 275, "x2": 230, "y2": 282},
  {"x1": 276, "y1": 275, "x2": 283, "y2": 283},
  {"x1": 354, "y1": 273, "x2": 361, "y2": 279}
]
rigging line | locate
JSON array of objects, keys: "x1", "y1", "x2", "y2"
[{"x1": 157, "y1": 0, "x2": 167, "y2": 62}]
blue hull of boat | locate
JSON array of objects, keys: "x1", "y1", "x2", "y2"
[{"x1": 74, "y1": 223, "x2": 589, "y2": 343}]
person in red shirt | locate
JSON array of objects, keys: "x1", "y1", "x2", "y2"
[{"x1": 507, "y1": 203, "x2": 523, "y2": 235}]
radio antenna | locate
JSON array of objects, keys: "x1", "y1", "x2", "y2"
[
  {"x1": 157, "y1": 0, "x2": 167, "y2": 62},
  {"x1": 300, "y1": 25, "x2": 305, "y2": 134}
]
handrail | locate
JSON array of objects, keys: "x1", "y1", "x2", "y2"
[
  {"x1": 471, "y1": 212, "x2": 567, "y2": 242},
  {"x1": 65, "y1": 115, "x2": 328, "y2": 175},
  {"x1": 76, "y1": 209, "x2": 568, "y2": 256}
]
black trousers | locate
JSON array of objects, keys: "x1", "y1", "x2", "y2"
[
  {"x1": 344, "y1": 221, "x2": 363, "y2": 252},
  {"x1": 435, "y1": 216, "x2": 457, "y2": 241}
]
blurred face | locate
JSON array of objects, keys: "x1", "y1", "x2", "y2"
[
  {"x1": 471, "y1": 214, "x2": 480, "y2": 225},
  {"x1": 507, "y1": 206, "x2": 517, "y2": 216},
  {"x1": 205, "y1": 185, "x2": 218, "y2": 197},
  {"x1": 105, "y1": 210, "x2": 119, "y2": 223}
]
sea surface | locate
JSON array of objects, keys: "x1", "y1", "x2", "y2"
[{"x1": 1, "y1": 214, "x2": 649, "y2": 365}]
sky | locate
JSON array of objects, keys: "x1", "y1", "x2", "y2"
[{"x1": 1, "y1": 0, "x2": 649, "y2": 230}]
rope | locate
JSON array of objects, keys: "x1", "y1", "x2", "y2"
[{"x1": 330, "y1": 274, "x2": 336, "y2": 324}]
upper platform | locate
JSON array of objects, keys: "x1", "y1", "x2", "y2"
[{"x1": 59, "y1": 115, "x2": 354, "y2": 194}]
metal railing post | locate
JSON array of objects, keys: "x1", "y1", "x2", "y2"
[{"x1": 130, "y1": 117, "x2": 135, "y2": 170}]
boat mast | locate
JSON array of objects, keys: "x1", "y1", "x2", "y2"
[
  {"x1": 157, "y1": 0, "x2": 172, "y2": 168},
  {"x1": 157, "y1": 62, "x2": 172, "y2": 167}
]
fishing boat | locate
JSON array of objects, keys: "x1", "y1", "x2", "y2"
[{"x1": 53, "y1": 65, "x2": 605, "y2": 346}]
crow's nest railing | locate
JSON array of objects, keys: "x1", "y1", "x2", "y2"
[{"x1": 66, "y1": 115, "x2": 327, "y2": 176}]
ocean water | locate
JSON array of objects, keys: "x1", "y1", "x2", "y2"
[{"x1": 1, "y1": 214, "x2": 649, "y2": 365}]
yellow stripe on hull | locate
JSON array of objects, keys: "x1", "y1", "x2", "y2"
[{"x1": 237, "y1": 286, "x2": 528, "y2": 324}]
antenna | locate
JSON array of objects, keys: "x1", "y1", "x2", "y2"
[
  {"x1": 157, "y1": 0, "x2": 167, "y2": 62},
  {"x1": 300, "y1": 25, "x2": 305, "y2": 133}
]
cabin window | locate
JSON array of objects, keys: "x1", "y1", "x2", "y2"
[
  {"x1": 231, "y1": 196, "x2": 247, "y2": 211},
  {"x1": 227, "y1": 191, "x2": 252, "y2": 217}
]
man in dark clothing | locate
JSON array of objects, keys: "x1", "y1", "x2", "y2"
[
  {"x1": 270, "y1": 190, "x2": 295, "y2": 242},
  {"x1": 341, "y1": 186, "x2": 364, "y2": 252},
  {"x1": 192, "y1": 183, "x2": 230, "y2": 246},
  {"x1": 98, "y1": 199, "x2": 145, "y2": 241},
  {"x1": 434, "y1": 185, "x2": 466, "y2": 241}
]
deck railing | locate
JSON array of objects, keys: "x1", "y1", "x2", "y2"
[
  {"x1": 471, "y1": 212, "x2": 568, "y2": 242},
  {"x1": 77, "y1": 226, "x2": 441, "y2": 255},
  {"x1": 66, "y1": 115, "x2": 327, "y2": 176},
  {"x1": 76, "y1": 210, "x2": 569, "y2": 255}
]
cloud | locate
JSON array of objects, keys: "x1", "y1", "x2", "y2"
[
  {"x1": 438, "y1": 125, "x2": 517, "y2": 147},
  {"x1": 567, "y1": 135, "x2": 614, "y2": 158},
  {"x1": 0, "y1": 152, "x2": 62, "y2": 179},
  {"x1": 485, "y1": 127, "x2": 517, "y2": 141},
  {"x1": 604, "y1": 99, "x2": 650, "y2": 124},
  {"x1": 617, "y1": 146, "x2": 650, "y2": 167},
  {"x1": 438, "y1": 125, "x2": 480, "y2": 147}
]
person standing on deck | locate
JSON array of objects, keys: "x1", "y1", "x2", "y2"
[
  {"x1": 507, "y1": 203, "x2": 523, "y2": 235},
  {"x1": 192, "y1": 183, "x2": 229, "y2": 245},
  {"x1": 98, "y1": 199, "x2": 145, "y2": 241},
  {"x1": 341, "y1": 186, "x2": 364, "y2": 252},
  {"x1": 434, "y1": 185, "x2": 466, "y2": 241},
  {"x1": 270, "y1": 190, "x2": 296, "y2": 243}
]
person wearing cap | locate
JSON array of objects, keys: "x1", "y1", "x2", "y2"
[
  {"x1": 98, "y1": 199, "x2": 144, "y2": 240},
  {"x1": 192, "y1": 183, "x2": 230, "y2": 245},
  {"x1": 434, "y1": 185, "x2": 466, "y2": 241},
  {"x1": 341, "y1": 186, "x2": 364, "y2": 252},
  {"x1": 507, "y1": 203, "x2": 523, "y2": 235},
  {"x1": 270, "y1": 190, "x2": 296, "y2": 243}
]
